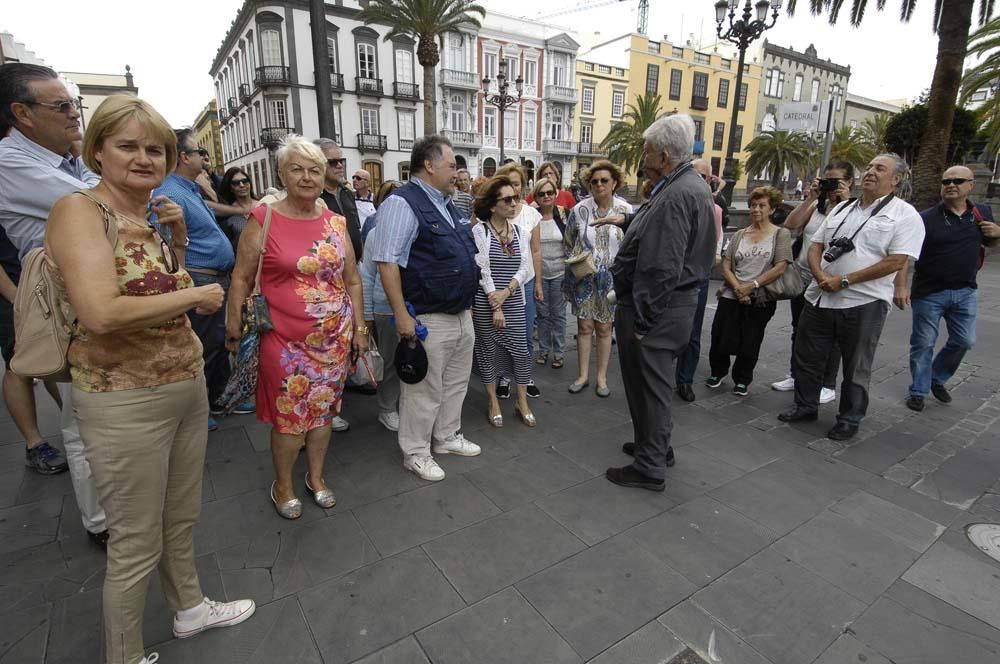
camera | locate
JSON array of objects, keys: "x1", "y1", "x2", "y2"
[
  {"x1": 823, "y1": 236, "x2": 855, "y2": 263},
  {"x1": 819, "y1": 178, "x2": 841, "y2": 194}
]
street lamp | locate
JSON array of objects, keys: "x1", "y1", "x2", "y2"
[
  {"x1": 482, "y1": 56, "x2": 523, "y2": 165},
  {"x1": 715, "y1": 0, "x2": 781, "y2": 202}
]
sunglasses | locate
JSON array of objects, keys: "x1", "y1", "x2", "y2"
[
  {"x1": 231, "y1": 178, "x2": 250, "y2": 186},
  {"x1": 352, "y1": 175, "x2": 368, "y2": 180},
  {"x1": 537, "y1": 190, "x2": 556, "y2": 198},
  {"x1": 327, "y1": 158, "x2": 347, "y2": 166},
  {"x1": 941, "y1": 178, "x2": 971, "y2": 186},
  {"x1": 590, "y1": 177, "x2": 611, "y2": 186},
  {"x1": 23, "y1": 98, "x2": 81, "y2": 114},
  {"x1": 497, "y1": 195, "x2": 520, "y2": 205}
]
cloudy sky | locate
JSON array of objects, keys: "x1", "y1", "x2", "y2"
[{"x1": 2, "y1": 0, "x2": 977, "y2": 128}]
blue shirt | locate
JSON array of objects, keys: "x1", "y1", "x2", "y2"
[
  {"x1": 153, "y1": 173, "x2": 234, "y2": 271},
  {"x1": 0, "y1": 128, "x2": 101, "y2": 260},
  {"x1": 360, "y1": 211, "x2": 392, "y2": 317},
  {"x1": 368, "y1": 175, "x2": 459, "y2": 268}
]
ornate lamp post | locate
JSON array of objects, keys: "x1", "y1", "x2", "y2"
[
  {"x1": 482, "y1": 56, "x2": 523, "y2": 165},
  {"x1": 715, "y1": 0, "x2": 781, "y2": 202}
]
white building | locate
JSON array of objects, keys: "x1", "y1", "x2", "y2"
[{"x1": 209, "y1": 1, "x2": 423, "y2": 192}]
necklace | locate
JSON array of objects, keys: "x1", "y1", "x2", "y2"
[{"x1": 489, "y1": 220, "x2": 515, "y2": 257}]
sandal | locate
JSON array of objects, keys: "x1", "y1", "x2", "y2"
[
  {"x1": 552, "y1": 357, "x2": 564, "y2": 369},
  {"x1": 270, "y1": 481, "x2": 302, "y2": 520}
]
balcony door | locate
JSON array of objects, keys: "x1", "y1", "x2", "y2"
[
  {"x1": 358, "y1": 43, "x2": 377, "y2": 80},
  {"x1": 261, "y1": 29, "x2": 282, "y2": 67},
  {"x1": 361, "y1": 107, "x2": 380, "y2": 136}
]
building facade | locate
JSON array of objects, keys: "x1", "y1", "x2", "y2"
[
  {"x1": 210, "y1": 0, "x2": 423, "y2": 193},
  {"x1": 754, "y1": 41, "x2": 850, "y2": 134},
  {"x1": 843, "y1": 93, "x2": 901, "y2": 132},
  {"x1": 63, "y1": 69, "x2": 139, "y2": 133},
  {"x1": 572, "y1": 59, "x2": 628, "y2": 179},
  {"x1": 193, "y1": 100, "x2": 224, "y2": 175}
]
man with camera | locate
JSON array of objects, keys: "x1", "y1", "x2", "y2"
[{"x1": 778, "y1": 154, "x2": 924, "y2": 441}]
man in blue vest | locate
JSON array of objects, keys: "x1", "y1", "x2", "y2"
[{"x1": 369, "y1": 135, "x2": 481, "y2": 481}]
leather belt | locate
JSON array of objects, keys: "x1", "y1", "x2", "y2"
[{"x1": 186, "y1": 267, "x2": 228, "y2": 276}]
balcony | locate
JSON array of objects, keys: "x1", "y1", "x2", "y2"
[
  {"x1": 441, "y1": 68, "x2": 481, "y2": 90},
  {"x1": 239, "y1": 83, "x2": 251, "y2": 104},
  {"x1": 691, "y1": 95, "x2": 709, "y2": 111},
  {"x1": 227, "y1": 97, "x2": 239, "y2": 115},
  {"x1": 330, "y1": 72, "x2": 345, "y2": 91},
  {"x1": 355, "y1": 76, "x2": 383, "y2": 97},
  {"x1": 543, "y1": 139, "x2": 575, "y2": 155},
  {"x1": 577, "y1": 142, "x2": 608, "y2": 156},
  {"x1": 399, "y1": 138, "x2": 414, "y2": 151},
  {"x1": 261, "y1": 126, "x2": 291, "y2": 150},
  {"x1": 358, "y1": 133, "x2": 387, "y2": 153},
  {"x1": 393, "y1": 82, "x2": 420, "y2": 100},
  {"x1": 255, "y1": 65, "x2": 290, "y2": 87},
  {"x1": 442, "y1": 129, "x2": 482, "y2": 148},
  {"x1": 218, "y1": 108, "x2": 229, "y2": 124},
  {"x1": 544, "y1": 85, "x2": 578, "y2": 103}
]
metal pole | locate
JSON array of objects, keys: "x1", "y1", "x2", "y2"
[
  {"x1": 499, "y1": 102, "x2": 506, "y2": 163},
  {"x1": 819, "y1": 97, "x2": 835, "y2": 174},
  {"x1": 721, "y1": 44, "x2": 747, "y2": 204}
]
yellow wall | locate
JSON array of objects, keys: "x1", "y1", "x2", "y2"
[
  {"x1": 193, "y1": 101, "x2": 224, "y2": 175},
  {"x1": 574, "y1": 60, "x2": 630, "y2": 181}
]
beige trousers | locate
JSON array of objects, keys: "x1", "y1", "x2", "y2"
[
  {"x1": 73, "y1": 376, "x2": 208, "y2": 664},
  {"x1": 397, "y1": 310, "x2": 475, "y2": 458}
]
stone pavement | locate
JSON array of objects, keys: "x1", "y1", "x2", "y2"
[{"x1": 3, "y1": 262, "x2": 1000, "y2": 664}]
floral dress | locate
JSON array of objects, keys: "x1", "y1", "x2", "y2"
[
  {"x1": 562, "y1": 196, "x2": 632, "y2": 323},
  {"x1": 252, "y1": 206, "x2": 354, "y2": 435}
]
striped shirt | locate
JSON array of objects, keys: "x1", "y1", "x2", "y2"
[
  {"x1": 368, "y1": 175, "x2": 460, "y2": 268},
  {"x1": 452, "y1": 190, "x2": 474, "y2": 220}
]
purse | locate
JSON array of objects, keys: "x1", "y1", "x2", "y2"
[
  {"x1": 754, "y1": 229, "x2": 805, "y2": 303},
  {"x1": 243, "y1": 205, "x2": 275, "y2": 333},
  {"x1": 564, "y1": 215, "x2": 598, "y2": 279},
  {"x1": 348, "y1": 334, "x2": 384, "y2": 386}
]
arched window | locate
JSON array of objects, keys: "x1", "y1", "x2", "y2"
[
  {"x1": 260, "y1": 28, "x2": 282, "y2": 67},
  {"x1": 483, "y1": 157, "x2": 497, "y2": 177}
]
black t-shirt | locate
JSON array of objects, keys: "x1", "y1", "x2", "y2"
[
  {"x1": 912, "y1": 201, "x2": 993, "y2": 299},
  {"x1": 320, "y1": 188, "x2": 363, "y2": 261},
  {"x1": 0, "y1": 226, "x2": 21, "y2": 286}
]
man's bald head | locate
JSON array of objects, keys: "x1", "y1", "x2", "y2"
[
  {"x1": 352, "y1": 169, "x2": 371, "y2": 196},
  {"x1": 940, "y1": 164, "x2": 975, "y2": 206}
]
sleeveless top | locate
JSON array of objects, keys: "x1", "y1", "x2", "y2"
[{"x1": 65, "y1": 206, "x2": 204, "y2": 392}]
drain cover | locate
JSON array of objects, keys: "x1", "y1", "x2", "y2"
[{"x1": 966, "y1": 523, "x2": 1000, "y2": 563}]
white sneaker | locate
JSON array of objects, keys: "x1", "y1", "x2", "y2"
[
  {"x1": 140, "y1": 655, "x2": 159, "y2": 664},
  {"x1": 378, "y1": 411, "x2": 400, "y2": 432},
  {"x1": 771, "y1": 376, "x2": 795, "y2": 392},
  {"x1": 331, "y1": 416, "x2": 350, "y2": 432},
  {"x1": 403, "y1": 455, "x2": 446, "y2": 481},
  {"x1": 173, "y1": 597, "x2": 256, "y2": 639},
  {"x1": 433, "y1": 433, "x2": 481, "y2": 457},
  {"x1": 820, "y1": 387, "x2": 837, "y2": 404}
]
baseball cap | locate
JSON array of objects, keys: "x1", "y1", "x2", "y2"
[{"x1": 394, "y1": 337, "x2": 428, "y2": 384}]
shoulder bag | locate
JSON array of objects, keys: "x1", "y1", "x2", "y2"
[
  {"x1": 753, "y1": 228, "x2": 805, "y2": 303},
  {"x1": 564, "y1": 210, "x2": 598, "y2": 279}
]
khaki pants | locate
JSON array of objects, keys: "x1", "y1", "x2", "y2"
[
  {"x1": 73, "y1": 376, "x2": 208, "y2": 664},
  {"x1": 398, "y1": 310, "x2": 474, "y2": 458}
]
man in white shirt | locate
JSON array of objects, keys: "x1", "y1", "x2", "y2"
[
  {"x1": 352, "y1": 169, "x2": 377, "y2": 222},
  {"x1": 779, "y1": 154, "x2": 925, "y2": 441}
]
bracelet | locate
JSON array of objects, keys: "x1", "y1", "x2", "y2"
[{"x1": 355, "y1": 324, "x2": 369, "y2": 334}]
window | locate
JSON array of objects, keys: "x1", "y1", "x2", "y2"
[
  {"x1": 399, "y1": 162, "x2": 411, "y2": 181},
  {"x1": 504, "y1": 110, "x2": 518, "y2": 142},
  {"x1": 582, "y1": 87, "x2": 595, "y2": 114},
  {"x1": 482, "y1": 157, "x2": 496, "y2": 177},
  {"x1": 693, "y1": 72, "x2": 708, "y2": 98},
  {"x1": 764, "y1": 68, "x2": 784, "y2": 97},
  {"x1": 648, "y1": 40, "x2": 660, "y2": 53},
  {"x1": 327, "y1": 36, "x2": 339, "y2": 73},
  {"x1": 484, "y1": 52, "x2": 498, "y2": 79},
  {"x1": 548, "y1": 106, "x2": 563, "y2": 140},
  {"x1": 831, "y1": 83, "x2": 843, "y2": 110},
  {"x1": 810, "y1": 78, "x2": 820, "y2": 102},
  {"x1": 971, "y1": 89, "x2": 988, "y2": 102},
  {"x1": 721, "y1": 58, "x2": 731, "y2": 69},
  {"x1": 395, "y1": 49, "x2": 413, "y2": 84},
  {"x1": 361, "y1": 107, "x2": 379, "y2": 135},
  {"x1": 484, "y1": 107, "x2": 497, "y2": 137},
  {"x1": 669, "y1": 69, "x2": 682, "y2": 100},
  {"x1": 738, "y1": 82, "x2": 748, "y2": 110},
  {"x1": 713, "y1": 121, "x2": 725, "y2": 150},
  {"x1": 694, "y1": 52, "x2": 710, "y2": 64},
  {"x1": 580, "y1": 124, "x2": 593, "y2": 144},
  {"x1": 398, "y1": 111, "x2": 415, "y2": 143},
  {"x1": 733, "y1": 124, "x2": 744, "y2": 151},
  {"x1": 268, "y1": 98, "x2": 287, "y2": 127},
  {"x1": 611, "y1": 91, "x2": 625, "y2": 118},
  {"x1": 449, "y1": 93, "x2": 465, "y2": 131},
  {"x1": 645, "y1": 64, "x2": 659, "y2": 95},
  {"x1": 792, "y1": 74, "x2": 803, "y2": 101},
  {"x1": 552, "y1": 53, "x2": 568, "y2": 87},
  {"x1": 503, "y1": 56, "x2": 518, "y2": 79},
  {"x1": 693, "y1": 119, "x2": 704, "y2": 142},
  {"x1": 672, "y1": 46, "x2": 684, "y2": 57},
  {"x1": 261, "y1": 29, "x2": 282, "y2": 66},
  {"x1": 523, "y1": 111, "x2": 536, "y2": 143},
  {"x1": 598, "y1": 64, "x2": 611, "y2": 74},
  {"x1": 242, "y1": 115, "x2": 249, "y2": 151},
  {"x1": 584, "y1": 62, "x2": 594, "y2": 71},
  {"x1": 246, "y1": 32, "x2": 256, "y2": 75},
  {"x1": 447, "y1": 33, "x2": 463, "y2": 69},
  {"x1": 849, "y1": 119, "x2": 858, "y2": 129},
  {"x1": 524, "y1": 60, "x2": 537, "y2": 87},
  {"x1": 358, "y1": 43, "x2": 377, "y2": 79},
  {"x1": 717, "y1": 79, "x2": 730, "y2": 108}
]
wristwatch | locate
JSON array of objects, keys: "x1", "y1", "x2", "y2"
[
  {"x1": 840, "y1": 275, "x2": 850, "y2": 289},
  {"x1": 355, "y1": 324, "x2": 369, "y2": 335}
]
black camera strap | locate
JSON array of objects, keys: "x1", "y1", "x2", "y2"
[{"x1": 829, "y1": 193, "x2": 895, "y2": 243}]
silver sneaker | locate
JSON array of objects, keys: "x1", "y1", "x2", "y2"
[{"x1": 433, "y1": 433, "x2": 481, "y2": 457}]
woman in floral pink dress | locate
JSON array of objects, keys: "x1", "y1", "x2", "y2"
[{"x1": 226, "y1": 136, "x2": 366, "y2": 519}]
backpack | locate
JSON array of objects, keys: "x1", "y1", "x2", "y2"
[{"x1": 11, "y1": 191, "x2": 118, "y2": 381}]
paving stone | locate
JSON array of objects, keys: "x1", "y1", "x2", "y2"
[
  {"x1": 812, "y1": 634, "x2": 892, "y2": 664},
  {"x1": 551, "y1": 432, "x2": 635, "y2": 477},
  {"x1": 216, "y1": 532, "x2": 281, "y2": 571},
  {"x1": 626, "y1": 495, "x2": 776, "y2": 587},
  {"x1": 691, "y1": 548, "x2": 866, "y2": 664},
  {"x1": 911, "y1": 436, "x2": 1000, "y2": 509},
  {"x1": 517, "y1": 534, "x2": 695, "y2": 661},
  {"x1": 327, "y1": 444, "x2": 436, "y2": 510},
  {"x1": 464, "y1": 447, "x2": 592, "y2": 510},
  {"x1": 850, "y1": 581, "x2": 1000, "y2": 663},
  {"x1": 0, "y1": 543, "x2": 82, "y2": 613},
  {"x1": 417, "y1": 587, "x2": 581, "y2": 664},
  {"x1": 45, "y1": 587, "x2": 102, "y2": 664},
  {"x1": 587, "y1": 620, "x2": 685, "y2": 664},
  {"x1": 535, "y1": 475, "x2": 679, "y2": 546},
  {"x1": 353, "y1": 475, "x2": 500, "y2": 557},
  {"x1": 834, "y1": 429, "x2": 930, "y2": 475},
  {"x1": 881, "y1": 464, "x2": 921, "y2": 487},
  {"x1": 657, "y1": 600, "x2": 774, "y2": 664},
  {"x1": 830, "y1": 489, "x2": 946, "y2": 553},
  {"x1": 773, "y1": 510, "x2": 921, "y2": 604},
  {"x1": 0, "y1": 603, "x2": 49, "y2": 664},
  {"x1": 298, "y1": 547, "x2": 464, "y2": 664},
  {"x1": 143, "y1": 553, "x2": 226, "y2": 648},
  {"x1": 422, "y1": 504, "x2": 585, "y2": 603},
  {"x1": 902, "y1": 540, "x2": 1000, "y2": 630},
  {"x1": 689, "y1": 425, "x2": 798, "y2": 472},
  {"x1": 352, "y1": 636, "x2": 430, "y2": 664},
  {"x1": 220, "y1": 568, "x2": 274, "y2": 608},
  {"x1": 663, "y1": 447, "x2": 745, "y2": 491}
]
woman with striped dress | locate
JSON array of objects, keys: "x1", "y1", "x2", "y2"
[{"x1": 472, "y1": 175, "x2": 537, "y2": 427}]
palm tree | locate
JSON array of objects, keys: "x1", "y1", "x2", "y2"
[
  {"x1": 788, "y1": 0, "x2": 997, "y2": 209},
  {"x1": 830, "y1": 125, "x2": 877, "y2": 170},
  {"x1": 861, "y1": 112, "x2": 891, "y2": 152},
  {"x1": 359, "y1": 0, "x2": 486, "y2": 135},
  {"x1": 745, "y1": 130, "x2": 816, "y2": 187},
  {"x1": 960, "y1": 15, "x2": 1000, "y2": 152},
  {"x1": 600, "y1": 93, "x2": 663, "y2": 177}
]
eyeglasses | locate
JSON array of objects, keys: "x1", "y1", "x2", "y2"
[
  {"x1": 144, "y1": 208, "x2": 179, "y2": 274},
  {"x1": 198, "y1": 149, "x2": 209, "y2": 157},
  {"x1": 181, "y1": 148, "x2": 203, "y2": 156},
  {"x1": 22, "y1": 98, "x2": 81, "y2": 114},
  {"x1": 352, "y1": 175, "x2": 368, "y2": 180},
  {"x1": 498, "y1": 195, "x2": 520, "y2": 205},
  {"x1": 537, "y1": 190, "x2": 556, "y2": 198},
  {"x1": 590, "y1": 177, "x2": 611, "y2": 186},
  {"x1": 327, "y1": 158, "x2": 347, "y2": 166},
  {"x1": 941, "y1": 178, "x2": 972, "y2": 186},
  {"x1": 231, "y1": 178, "x2": 250, "y2": 186}
]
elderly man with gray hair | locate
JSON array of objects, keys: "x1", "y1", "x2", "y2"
[{"x1": 603, "y1": 113, "x2": 716, "y2": 491}]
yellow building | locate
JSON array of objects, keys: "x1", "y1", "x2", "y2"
[
  {"x1": 573, "y1": 59, "x2": 629, "y2": 180},
  {"x1": 193, "y1": 100, "x2": 224, "y2": 175},
  {"x1": 580, "y1": 33, "x2": 763, "y2": 192}
]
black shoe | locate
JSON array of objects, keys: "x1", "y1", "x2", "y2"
[
  {"x1": 25, "y1": 442, "x2": 69, "y2": 475},
  {"x1": 827, "y1": 422, "x2": 859, "y2": 441},
  {"x1": 88, "y1": 530, "x2": 110, "y2": 549},
  {"x1": 777, "y1": 407, "x2": 818, "y2": 423},
  {"x1": 705, "y1": 376, "x2": 723, "y2": 389},
  {"x1": 732, "y1": 383, "x2": 749, "y2": 397},
  {"x1": 526, "y1": 382, "x2": 541, "y2": 398},
  {"x1": 677, "y1": 384, "x2": 696, "y2": 402},
  {"x1": 905, "y1": 395, "x2": 925, "y2": 412},
  {"x1": 931, "y1": 383, "x2": 952, "y2": 403},
  {"x1": 605, "y1": 465, "x2": 665, "y2": 492},
  {"x1": 621, "y1": 442, "x2": 675, "y2": 467},
  {"x1": 496, "y1": 380, "x2": 511, "y2": 399}
]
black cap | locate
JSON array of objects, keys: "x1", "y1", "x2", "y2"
[{"x1": 394, "y1": 337, "x2": 428, "y2": 384}]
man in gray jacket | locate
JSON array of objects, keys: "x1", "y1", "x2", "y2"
[{"x1": 606, "y1": 114, "x2": 717, "y2": 491}]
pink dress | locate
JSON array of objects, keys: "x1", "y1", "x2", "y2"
[{"x1": 252, "y1": 206, "x2": 354, "y2": 435}]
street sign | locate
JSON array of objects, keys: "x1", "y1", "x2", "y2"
[{"x1": 777, "y1": 102, "x2": 823, "y2": 131}]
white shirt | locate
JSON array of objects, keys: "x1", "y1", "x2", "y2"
[
  {"x1": 805, "y1": 194, "x2": 925, "y2": 309},
  {"x1": 796, "y1": 206, "x2": 827, "y2": 277},
  {"x1": 512, "y1": 204, "x2": 541, "y2": 234}
]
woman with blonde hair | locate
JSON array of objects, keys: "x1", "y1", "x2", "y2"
[
  {"x1": 526, "y1": 160, "x2": 577, "y2": 209},
  {"x1": 46, "y1": 95, "x2": 254, "y2": 664},
  {"x1": 226, "y1": 135, "x2": 367, "y2": 519},
  {"x1": 531, "y1": 176, "x2": 570, "y2": 367}
]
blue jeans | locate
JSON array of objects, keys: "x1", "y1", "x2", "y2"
[
  {"x1": 524, "y1": 278, "x2": 537, "y2": 356},
  {"x1": 536, "y1": 276, "x2": 566, "y2": 358},
  {"x1": 908, "y1": 287, "x2": 977, "y2": 397},
  {"x1": 675, "y1": 279, "x2": 709, "y2": 385}
]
